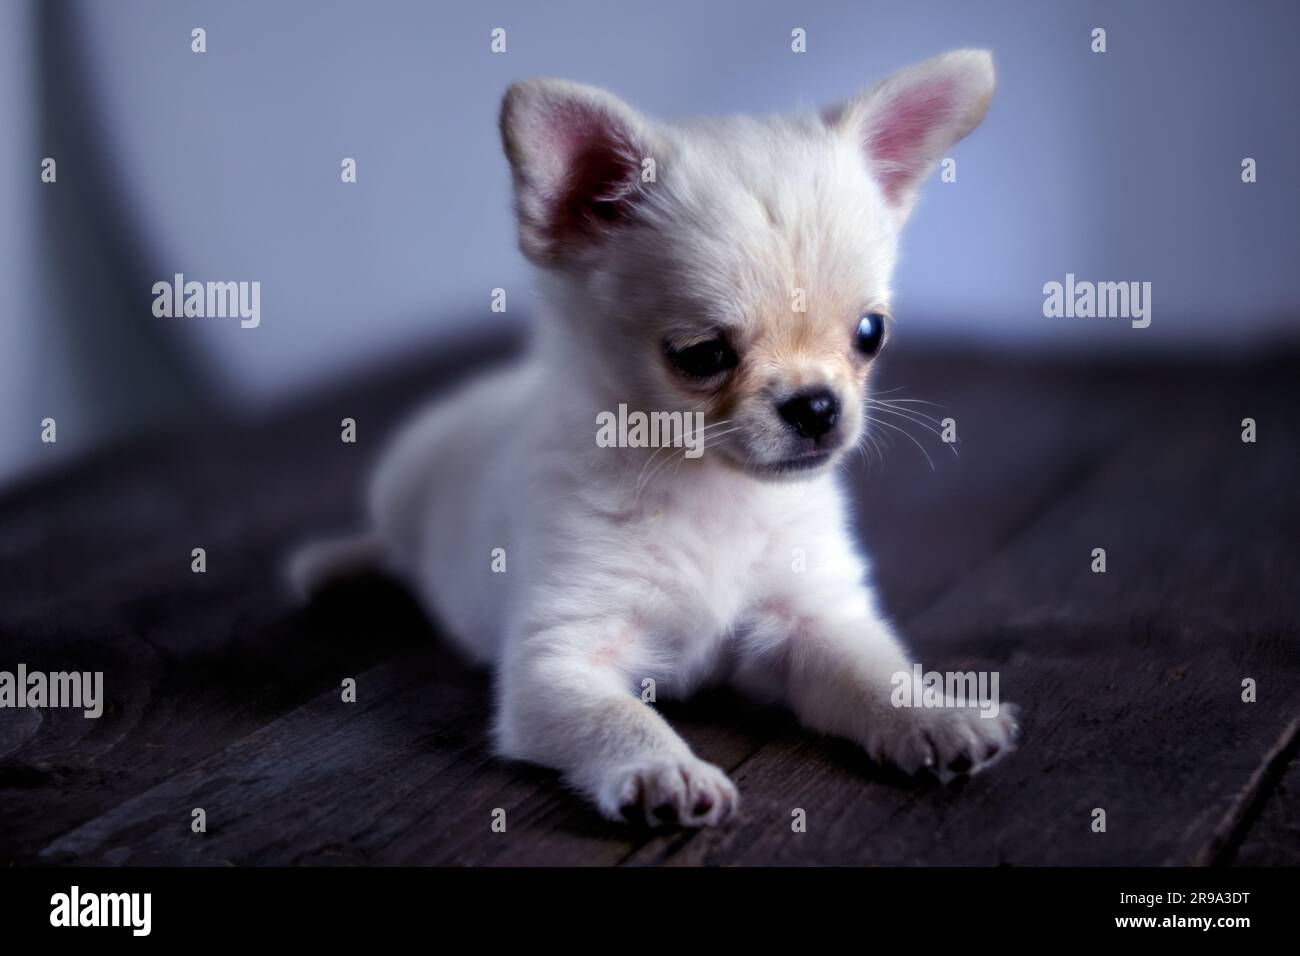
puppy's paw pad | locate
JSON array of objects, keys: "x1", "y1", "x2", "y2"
[
  {"x1": 869, "y1": 701, "x2": 1019, "y2": 781},
  {"x1": 598, "y1": 755, "x2": 738, "y2": 828}
]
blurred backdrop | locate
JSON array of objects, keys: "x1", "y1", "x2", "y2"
[{"x1": 3, "y1": 0, "x2": 1298, "y2": 484}]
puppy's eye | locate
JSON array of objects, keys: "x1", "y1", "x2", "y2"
[
  {"x1": 665, "y1": 337, "x2": 738, "y2": 379},
  {"x1": 854, "y1": 312, "x2": 887, "y2": 357}
]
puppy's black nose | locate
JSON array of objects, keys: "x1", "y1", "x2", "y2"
[{"x1": 777, "y1": 388, "x2": 840, "y2": 440}]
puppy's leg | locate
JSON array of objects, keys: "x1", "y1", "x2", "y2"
[
  {"x1": 496, "y1": 622, "x2": 738, "y2": 827},
  {"x1": 743, "y1": 596, "x2": 1018, "y2": 780}
]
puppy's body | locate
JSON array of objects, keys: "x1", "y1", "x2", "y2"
[
  {"x1": 304, "y1": 51, "x2": 1017, "y2": 825},
  {"x1": 370, "y1": 355, "x2": 881, "y2": 821}
]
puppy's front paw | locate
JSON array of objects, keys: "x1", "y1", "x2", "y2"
[
  {"x1": 595, "y1": 754, "x2": 739, "y2": 828},
  {"x1": 867, "y1": 701, "x2": 1019, "y2": 782}
]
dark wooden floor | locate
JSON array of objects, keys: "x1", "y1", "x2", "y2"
[{"x1": 2, "y1": 333, "x2": 1298, "y2": 866}]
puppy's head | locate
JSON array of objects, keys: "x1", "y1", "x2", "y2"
[{"x1": 501, "y1": 51, "x2": 994, "y2": 480}]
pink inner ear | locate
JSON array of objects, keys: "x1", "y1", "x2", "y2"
[
  {"x1": 539, "y1": 102, "x2": 641, "y2": 238},
  {"x1": 865, "y1": 78, "x2": 957, "y2": 205},
  {"x1": 541, "y1": 102, "x2": 613, "y2": 169}
]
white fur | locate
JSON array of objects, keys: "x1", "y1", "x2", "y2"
[{"x1": 305, "y1": 51, "x2": 1017, "y2": 826}]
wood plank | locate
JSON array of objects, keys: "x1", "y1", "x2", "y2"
[
  {"x1": 0, "y1": 333, "x2": 517, "y2": 863},
  {"x1": 1, "y1": 575, "x2": 436, "y2": 863}
]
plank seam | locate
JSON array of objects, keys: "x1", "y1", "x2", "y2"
[{"x1": 1192, "y1": 713, "x2": 1300, "y2": 866}]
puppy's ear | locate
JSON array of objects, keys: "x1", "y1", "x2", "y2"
[
  {"x1": 500, "y1": 79, "x2": 658, "y2": 265},
  {"x1": 826, "y1": 49, "x2": 994, "y2": 222}
]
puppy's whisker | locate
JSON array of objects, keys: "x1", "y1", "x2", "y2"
[
  {"x1": 869, "y1": 386, "x2": 947, "y2": 409},
  {"x1": 862, "y1": 428, "x2": 886, "y2": 471},
  {"x1": 868, "y1": 404, "x2": 947, "y2": 428},
  {"x1": 865, "y1": 402, "x2": 947, "y2": 437},
  {"x1": 864, "y1": 403, "x2": 959, "y2": 458},
  {"x1": 873, "y1": 396, "x2": 947, "y2": 409},
  {"x1": 668, "y1": 425, "x2": 742, "y2": 483},
  {"x1": 855, "y1": 427, "x2": 886, "y2": 474},
  {"x1": 689, "y1": 419, "x2": 739, "y2": 440},
  {"x1": 867, "y1": 415, "x2": 936, "y2": 470},
  {"x1": 630, "y1": 418, "x2": 733, "y2": 495},
  {"x1": 853, "y1": 438, "x2": 871, "y2": 474},
  {"x1": 634, "y1": 423, "x2": 741, "y2": 498},
  {"x1": 630, "y1": 444, "x2": 671, "y2": 493},
  {"x1": 636, "y1": 441, "x2": 719, "y2": 502},
  {"x1": 866, "y1": 397, "x2": 949, "y2": 426},
  {"x1": 867, "y1": 407, "x2": 949, "y2": 456}
]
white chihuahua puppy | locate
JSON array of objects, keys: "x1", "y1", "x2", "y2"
[{"x1": 294, "y1": 50, "x2": 1017, "y2": 827}]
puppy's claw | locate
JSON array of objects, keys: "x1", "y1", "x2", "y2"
[{"x1": 596, "y1": 755, "x2": 738, "y2": 828}]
